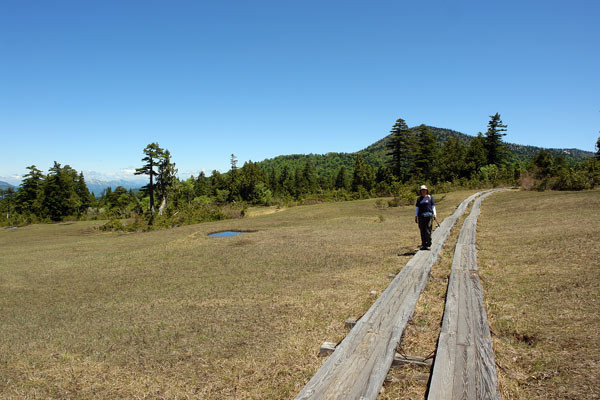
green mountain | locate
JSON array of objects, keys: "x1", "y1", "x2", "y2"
[{"x1": 258, "y1": 126, "x2": 594, "y2": 179}]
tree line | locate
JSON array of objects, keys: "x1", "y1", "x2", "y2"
[{"x1": 2, "y1": 114, "x2": 598, "y2": 228}]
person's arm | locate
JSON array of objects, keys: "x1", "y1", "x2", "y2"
[
  {"x1": 415, "y1": 206, "x2": 419, "y2": 223},
  {"x1": 431, "y1": 196, "x2": 437, "y2": 220}
]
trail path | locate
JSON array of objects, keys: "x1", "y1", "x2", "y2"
[
  {"x1": 427, "y1": 190, "x2": 502, "y2": 400},
  {"x1": 295, "y1": 190, "x2": 501, "y2": 400}
]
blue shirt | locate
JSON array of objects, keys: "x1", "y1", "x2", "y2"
[{"x1": 415, "y1": 195, "x2": 435, "y2": 217}]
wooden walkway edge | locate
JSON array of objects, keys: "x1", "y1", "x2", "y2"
[
  {"x1": 295, "y1": 191, "x2": 494, "y2": 400},
  {"x1": 427, "y1": 189, "x2": 504, "y2": 400}
]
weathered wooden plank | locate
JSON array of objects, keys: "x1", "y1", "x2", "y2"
[
  {"x1": 392, "y1": 353, "x2": 433, "y2": 367},
  {"x1": 295, "y1": 191, "x2": 493, "y2": 400},
  {"x1": 428, "y1": 189, "x2": 503, "y2": 400}
]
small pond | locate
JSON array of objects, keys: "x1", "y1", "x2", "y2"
[{"x1": 208, "y1": 231, "x2": 245, "y2": 237}]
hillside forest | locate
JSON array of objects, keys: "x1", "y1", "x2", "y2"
[{"x1": 2, "y1": 114, "x2": 599, "y2": 229}]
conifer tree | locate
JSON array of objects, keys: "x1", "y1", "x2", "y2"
[
  {"x1": 41, "y1": 162, "x2": 81, "y2": 220},
  {"x1": 465, "y1": 133, "x2": 488, "y2": 177},
  {"x1": 386, "y1": 118, "x2": 415, "y2": 182},
  {"x1": 596, "y1": 137, "x2": 600, "y2": 160},
  {"x1": 485, "y1": 113, "x2": 508, "y2": 166},
  {"x1": 438, "y1": 138, "x2": 467, "y2": 181},
  {"x1": 75, "y1": 172, "x2": 92, "y2": 215},
  {"x1": 352, "y1": 154, "x2": 374, "y2": 192},
  {"x1": 334, "y1": 166, "x2": 349, "y2": 190},
  {"x1": 135, "y1": 143, "x2": 163, "y2": 213},
  {"x1": 15, "y1": 165, "x2": 44, "y2": 216},
  {"x1": 157, "y1": 149, "x2": 177, "y2": 215},
  {"x1": 414, "y1": 125, "x2": 438, "y2": 182},
  {"x1": 302, "y1": 160, "x2": 317, "y2": 193},
  {"x1": 194, "y1": 171, "x2": 209, "y2": 197},
  {"x1": 279, "y1": 165, "x2": 294, "y2": 197}
]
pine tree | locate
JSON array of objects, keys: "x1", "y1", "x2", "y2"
[
  {"x1": 75, "y1": 172, "x2": 92, "y2": 215},
  {"x1": 352, "y1": 154, "x2": 374, "y2": 192},
  {"x1": 15, "y1": 165, "x2": 44, "y2": 216},
  {"x1": 41, "y1": 162, "x2": 81, "y2": 221},
  {"x1": 386, "y1": 118, "x2": 415, "y2": 182},
  {"x1": 334, "y1": 166, "x2": 349, "y2": 190},
  {"x1": 485, "y1": 113, "x2": 507, "y2": 166},
  {"x1": 414, "y1": 125, "x2": 438, "y2": 182},
  {"x1": 465, "y1": 133, "x2": 488, "y2": 177},
  {"x1": 157, "y1": 149, "x2": 177, "y2": 215},
  {"x1": 279, "y1": 165, "x2": 294, "y2": 197},
  {"x1": 438, "y1": 138, "x2": 467, "y2": 182},
  {"x1": 596, "y1": 137, "x2": 600, "y2": 160},
  {"x1": 135, "y1": 143, "x2": 163, "y2": 213},
  {"x1": 194, "y1": 171, "x2": 209, "y2": 197},
  {"x1": 302, "y1": 160, "x2": 317, "y2": 193}
]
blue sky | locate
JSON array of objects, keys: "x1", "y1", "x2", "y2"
[{"x1": 1, "y1": 0, "x2": 598, "y2": 184}]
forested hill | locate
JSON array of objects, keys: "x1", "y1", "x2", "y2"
[{"x1": 258, "y1": 126, "x2": 594, "y2": 179}]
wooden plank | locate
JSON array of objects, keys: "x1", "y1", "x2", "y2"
[
  {"x1": 428, "y1": 189, "x2": 503, "y2": 400},
  {"x1": 392, "y1": 353, "x2": 433, "y2": 367},
  {"x1": 295, "y1": 191, "x2": 492, "y2": 400}
]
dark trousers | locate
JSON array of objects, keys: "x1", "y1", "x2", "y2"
[{"x1": 418, "y1": 216, "x2": 433, "y2": 248}]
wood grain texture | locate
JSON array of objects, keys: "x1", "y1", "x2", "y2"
[
  {"x1": 428, "y1": 189, "x2": 504, "y2": 400},
  {"x1": 295, "y1": 191, "x2": 493, "y2": 400}
]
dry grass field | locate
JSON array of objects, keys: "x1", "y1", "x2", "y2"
[
  {"x1": 382, "y1": 189, "x2": 599, "y2": 400},
  {"x1": 2, "y1": 189, "x2": 597, "y2": 399},
  {"x1": 478, "y1": 190, "x2": 600, "y2": 400},
  {"x1": 0, "y1": 191, "x2": 471, "y2": 400}
]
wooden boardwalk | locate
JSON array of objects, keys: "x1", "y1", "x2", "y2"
[
  {"x1": 428, "y1": 190, "x2": 502, "y2": 400},
  {"x1": 295, "y1": 191, "x2": 490, "y2": 400}
]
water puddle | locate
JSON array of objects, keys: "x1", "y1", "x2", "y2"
[{"x1": 208, "y1": 231, "x2": 245, "y2": 237}]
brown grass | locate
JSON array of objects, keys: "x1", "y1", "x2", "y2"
[
  {"x1": 0, "y1": 191, "x2": 474, "y2": 399},
  {"x1": 477, "y1": 189, "x2": 600, "y2": 400}
]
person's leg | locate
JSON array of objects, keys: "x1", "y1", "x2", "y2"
[
  {"x1": 418, "y1": 216, "x2": 429, "y2": 249},
  {"x1": 425, "y1": 217, "x2": 433, "y2": 247}
]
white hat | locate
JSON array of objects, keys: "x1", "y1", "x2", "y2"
[{"x1": 420, "y1": 185, "x2": 428, "y2": 191}]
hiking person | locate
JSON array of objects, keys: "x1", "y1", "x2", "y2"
[{"x1": 414, "y1": 185, "x2": 438, "y2": 250}]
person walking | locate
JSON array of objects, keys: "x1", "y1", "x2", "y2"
[{"x1": 414, "y1": 185, "x2": 438, "y2": 250}]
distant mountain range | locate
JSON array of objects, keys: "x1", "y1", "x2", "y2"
[
  {"x1": 0, "y1": 181, "x2": 14, "y2": 190},
  {"x1": 85, "y1": 179, "x2": 147, "y2": 196}
]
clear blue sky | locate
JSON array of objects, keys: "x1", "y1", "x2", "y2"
[{"x1": 1, "y1": 0, "x2": 598, "y2": 184}]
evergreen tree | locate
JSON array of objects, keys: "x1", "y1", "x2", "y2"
[
  {"x1": 465, "y1": 133, "x2": 488, "y2": 177},
  {"x1": 334, "y1": 166, "x2": 349, "y2": 190},
  {"x1": 596, "y1": 137, "x2": 600, "y2": 160},
  {"x1": 41, "y1": 162, "x2": 81, "y2": 221},
  {"x1": 239, "y1": 160, "x2": 265, "y2": 202},
  {"x1": 414, "y1": 124, "x2": 438, "y2": 182},
  {"x1": 194, "y1": 171, "x2": 209, "y2": 197},
  {"x1": 1, "y1": 187, "x2": 16, "y2": 220},
  {"x1": 375, "y1": 166, "x2": 394, "y2": 185},
  {"x1": 438, "y1": 138, "x2": 467, "y2": 182},
  {"x1": 532, "y1": 150, "x2": 554, "y2": 178},
  {"x1": 279, "y1": 165, "x2": 294, "y2": 197},
  {"x1": 386, "y1": 118, "x2": 415, "y2": 182},
  {"x1": 302, "y1": 160, "x2": 317, "y2": 193},
  {"x1": 485, "y1": 113, "x2": 508, "y2": 166},
  {"x1": 352, "y1": 154, "x2": 374, "y2": 192},
  {"x1": 156, "y1": 149, "x2": 177, "y2": 214},
  {"x1": 268, "y1": 168, "x2": 279, "y2": 194},
  {"x1": 75, "y1": 172, "x2": 92, "y2": 215},
  {"x1": 228, "y1": 154, "x2": 240, "y2": 201},
  {"x1": 135, "y1": 143, "x2": 163, "y2": 213},
  {"x1": 15, "y1": 165, "x2": 44, "y2": 216}
]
